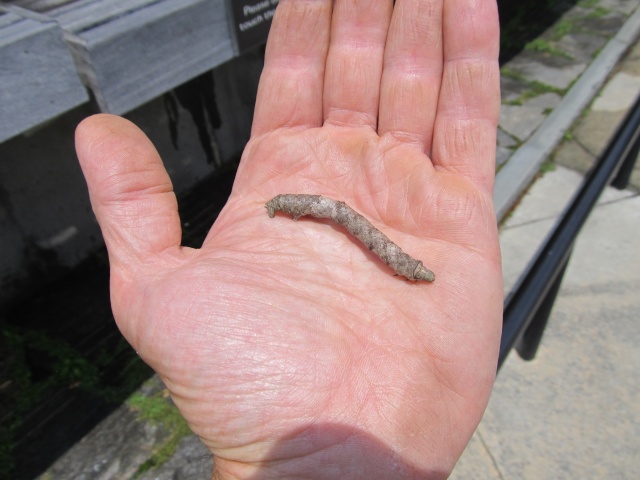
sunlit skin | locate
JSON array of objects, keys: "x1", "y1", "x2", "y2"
[{"x1": 75, "y1": 1, "x2": 502, "y2": 478}]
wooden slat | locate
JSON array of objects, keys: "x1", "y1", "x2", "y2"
[
  {"x1": 0, "y1": 6, "x2": 88, "y2": 143},
  {"x1": 0, "y1": 1, "x2": 80, "y2": 15},
  {"x1": 47, "y1": 0, "x2": 236, "y2": 114}
]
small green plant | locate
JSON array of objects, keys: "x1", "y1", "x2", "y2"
[
  {"x1": 128, "y1": 390, "x2": 192, "y2": 476},
  {"x1": 530, "y1": 80, "x2": 565, "y2": 95},
  {"x1": 500, "y1": 66, "x2": 528, "y2": 83},
  {"x1": 563, "y1": 131, "x2": 575, "y2": 141},
  {"x1": 587, "y1": 6, "x2": 611, "y2": 19},
  {"x1": 540, "y1": 160, "x2": 557, "y2": 173},
  {"x1": 525, "y1": 39, "x2": 575, "y2": 60},
  {"x1": 504, "y1": 78, "x2": 565, "y2": 106},
  {"x1": 551, "y1": 20, "x2": 575, "y2": 40}
]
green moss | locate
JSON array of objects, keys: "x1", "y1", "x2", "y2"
[
  {"x1": 551, "y1": 20, "x2": 575, "y2": 40},
  {"x1": 501, "y1": 65, "x2": 565, "y2": 100},
  {"x1": 503, "y1": 78, "x2": 565, "y2": 106},
  {"x1": 540, "y1": 160, "x2": 557, "y2": 173},
  {"x1": 587, "y1": 6, "x2": 611, "y2": 19},
  {"x1": 525, "y1": 39, "x2": 575, "y2": 60},
  {"x1": 529, "y1": 80, "x2": 564, "y2": 96},
  {"x1": 500, "y1": 66, "x2": 528, "y2": 83},
  {"x1": 128, "y1": 389, "x2": 192, "y2": 477}
]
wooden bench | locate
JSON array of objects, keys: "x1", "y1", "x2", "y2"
[
  {"x1": 0, "y1": 0, "x2": 277, "y2": 140},
  {"x1": 0, "y1": 5, "x2": 87, "y2": 142}
]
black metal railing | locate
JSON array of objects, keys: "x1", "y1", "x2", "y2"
[{"x1": 499, "y1": 92, "x2": 640, "y2": 370}]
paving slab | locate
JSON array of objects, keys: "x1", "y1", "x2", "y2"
[
  {"x1": 450, "y1": 429, "x2": 501, "y2": 480},
  {"x1": 600, "y1": 0, "x2": 640, "y2": 15},
  {"x1": 572, "y1": 109, "x2": 627, "y2": 156},
  {"x1": 567, "y1": 7, "x2": 627, "y2": 38},
  {"x1": 496, "y1": 146, "x2": 513, "y2": 168},
  {"x1": 621, "y1": 41, "x2": 640, "y2": 75},
  {"x1": 552, "y1": 137, "x2": 597, "y2": 176},
  {"x1": 500, "y1": 93, "x2": 563, "y2": 141},
  {"x1": 500, "y1": 74, "x2": 529, "y2": 104},
  {"x1": 497, "y1": 129, "x2": 518, "y2": 149},
  {"x1": 136, "y1": 436, "x2": 212, "y2": 480},
  {"x1": 507, "y1": 57, "x2": 587, "y2": 90},
  {"x1": 499, "y1": 104, "x2": 548, "y2": 141},
  {"x1": 556, "y1": 32, "x2": 608, "y2": 64},
  {"x1": 592, "y1": 72, "x2": 640, "y2": 111}
]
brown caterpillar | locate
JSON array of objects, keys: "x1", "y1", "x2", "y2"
[{"x1": 265, "y1": 194, "x2": 435, "y2": 282}]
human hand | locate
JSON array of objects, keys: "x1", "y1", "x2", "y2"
[{"x1": 75, "y1": 1, "x2": 502, "y2": 478}]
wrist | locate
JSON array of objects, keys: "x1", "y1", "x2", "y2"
[{"x1": 211, "y1": 423, "x2": 453, "y2": 480}]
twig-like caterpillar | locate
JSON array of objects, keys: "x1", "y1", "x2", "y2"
[{"x1": 265, "y1": 194, "x2": 435, "y2": 282}]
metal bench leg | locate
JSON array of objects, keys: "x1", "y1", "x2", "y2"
[
  {"x1": 611, "y1": 131, "x2": 640, "y2": 190},
  {"x1": 516, "y1": 254, "x2": 571, "y2": 361}
]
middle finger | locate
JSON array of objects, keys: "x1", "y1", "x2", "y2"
[{"x1": 378, "y1": 0, "x2": 444, "y2": 155}]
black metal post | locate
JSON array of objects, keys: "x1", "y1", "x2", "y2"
[
  {"x1": 611, "y1": 129, "x2": 640, "y2": 190},
  {"x1": 516, "y1": 254, "x2": 571, "y2": 361}
]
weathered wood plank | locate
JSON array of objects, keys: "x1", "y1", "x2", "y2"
[
  {"x1": 0, "y1": 6, "x2": 88, "y2": 143},
  {"x1": 47, "y1": 0, "x2": 236, "y2": 114},
  {"x1": 0, "y1": 1, "x2": 80, "y2": 15}
]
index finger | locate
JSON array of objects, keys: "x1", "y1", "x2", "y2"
[{"x1": 251, "y1": 1, "x2": 332, "y2": 136}]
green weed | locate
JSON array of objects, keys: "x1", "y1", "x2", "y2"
[
  {"x1": 128, "y1": 390, "x2": 192, "y2": 477},
  {"x1": 525, "y1": 39, "x2": 575, "y2": 60}
]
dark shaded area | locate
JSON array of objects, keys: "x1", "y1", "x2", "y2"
[
  {"x1": 166, "y1": 70, "x2": 223, "y2": 165},
  {"x1": 0, "y1": 168, "x2": 236, "y2": 480},
  {"x1": 240, "y1": 423, "x2": 447, "y2": 479},
  {"x1": 498, "y1": 0, "x2": 580, "y2": 65},
  {"x1": 227, "y1": 0, "x2": 276, "y2": 53}
]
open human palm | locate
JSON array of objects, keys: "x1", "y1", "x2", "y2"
[{"x1": 75, "y1": 1, "x2": 502, "y2": 478}]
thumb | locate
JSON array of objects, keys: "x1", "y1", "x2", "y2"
[{"x1": 75, "y1": 114, "x2": 182, "y2": 270}]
